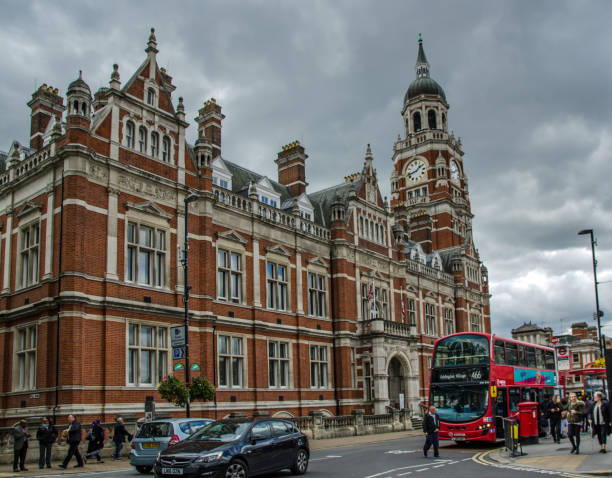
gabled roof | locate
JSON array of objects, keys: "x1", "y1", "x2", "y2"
[
  {"x1": 308, "y1": 179, "x2": 361, "y2": 227},
  {"x1": 222, "y1": 159, "x2": 294, "y2": 203}
]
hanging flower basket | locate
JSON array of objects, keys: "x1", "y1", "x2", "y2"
[
  {"x1": 158, "y1": 375, "x2": 189, "y2": 407},
  {"x1": 189, "y1": 377, "x2": 216, "y2": 402}
]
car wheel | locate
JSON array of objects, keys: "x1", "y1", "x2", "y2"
[
  {"x1": 136, "y1": 465, "x2": 153, "y2": 474},
  {"x1": 291, "y1": 448, "x2": 309, "y2": 475},
  {"x1": 225, "y1": 459, "x2": 248, "y2": 478}
]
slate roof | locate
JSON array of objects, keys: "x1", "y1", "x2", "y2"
[
  {"x1": 307, "y1": 178, "x2": 362, "y2": 227},
  {"x1": 512, "y1": 322, "x2": 546, "y2": 334},
  {"x1": 222, "y1": 159, "x2": 294, "y2": 203}
]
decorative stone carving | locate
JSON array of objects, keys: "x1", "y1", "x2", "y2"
[
  {"x1": 118, "y1": 175, "x2": 176, "y2": 202},
  {"x1": 216, "y1": 230, "x2": 248, "y2": 245},
  {"x1": 125, "y1": 200, "x2": 172, "y2": 220},
  {"x1": 87, "y1": 161, "x2": 108, "y2": 182}
]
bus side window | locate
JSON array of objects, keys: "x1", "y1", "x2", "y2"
[
  {"x1": 509, "y1": 388, "x2": 521, "y2": 412},
  {"x1": 535, "y1": 349, "x2": 545, "y2": 369},
  {"x1": 506, "y1": 343, "x2": 519, "y2": 366},
  {"x1": 526, "y1": 347, "x2": 536, "y2": 368},
  {"x1": 518, "y1": 345, "x2": 525, "y2": 366},
  {"x1": 545, "y1": 350, "x2": 555, "y2": 370},
  {"x1": 494, "y1": 340, "x2": 505, "y2": 365}
]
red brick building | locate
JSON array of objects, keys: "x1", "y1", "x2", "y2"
[{"x1": 0, "y1": 30, "x2": 490, "y2": 425}]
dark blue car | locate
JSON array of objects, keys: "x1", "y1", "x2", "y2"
[{"x1": 154, "y1": 418, "x2": 309, "y2": 478}]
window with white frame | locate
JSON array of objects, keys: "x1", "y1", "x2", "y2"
[
  {"x1": 126, "y1": 222, "x2": 166, "y2": 287},
  {"x1": 20, "y1": 223, "x2": 40, "y2": 288},
  {"x1": 350, "y1": 348, "x2": 356, "y2": 388},
  {"x1": 267, "y1": 262, "x2": 288, "y2": 310},
  {"x1": 15, "y1": 325, "x2": 36, "y2": 391},
  {"x1": 471, "y1": 312, "x2": 481, "y2": 332},
  {"x1": 127, "y1": 323, "x2": 169, "y2": 386},
  {"x1": 218, "y1": 335, "x2": 244, "y2": 388},
  {"x1": 380, "y1": 288, "x2": 388, "y2": 320},
  {"x1": 425, "y1": 303, "x2": 436, "y2": 335},
  {"x1": 444, "y1": 308, "x2": 454, "y2": 335},
  {"x1": 364, "y1": 360, "x2": 372, "y2": 401},
  {"x1": 125, "y1": 121, "x2": 135, "y2": 148},
  {"x1": 307, "y1": 272, "x2": 327, "y2": 317},
  {"x1": 217, "y1": 249, "x2": 242, "y2": 303},
  {"x1": 268, "y1": 341, "x2": 289, "y2": 388},
  {"x1": 151, "y1": 132, "x2": 159, "y2": 157},
  {"x1": 361, "y1": 283, "x2": 371, "y2": 320},
  {"x1": 407, "y1": 298, "x2": 416, "y2": 326},
  {"x1": 147, "y1": 88, "x2": 155, "y2": 105},
  {"x1": 138, "y1": 126, "x2": 147, "y2": 153},
  {"x1": 310, "y1": 345, "x2": 329, "y2": 388},
  {"x1": 162, "y1": 136, "x2": 171, "y2": 162}
]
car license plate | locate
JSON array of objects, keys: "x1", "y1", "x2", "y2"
[
  {"x1": 143, "y1": 443, "x2": 159, "y2": 448},
  {"x1": 454, "y1": 437, "x2": 466, "y2": 441},
  {"x1": 162, "y1": 467, "x2": 183, "y2": 475}
]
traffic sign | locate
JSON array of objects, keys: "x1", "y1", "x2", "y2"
[
  {"x1": 174, "y1": 362, "x2": 185, "y2": 371},
  {"x1": 171, "y1": 326, "x2": 186, "y2": 347},
  {"x1": 190, "y1": 363, "x2": 200, "y2": 371},
  {"x1": 551, "y1": 337, "x2": 559, "y2": 345},
  {"x1": 173, "y1": 347, "x2": 186, "y2": 360}
]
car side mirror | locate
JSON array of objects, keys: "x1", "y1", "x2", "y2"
[{"x1": 251, "y1": 433, "x2": 266, "y2": 443}]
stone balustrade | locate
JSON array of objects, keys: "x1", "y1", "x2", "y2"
[
  {"x1": 0, "y1": 145, "x2": 53, "y2": 187},
  {"x1": 405, "y1": 258, "x2": 454, "y2": 283}
]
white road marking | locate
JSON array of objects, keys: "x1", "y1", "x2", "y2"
[
  {"x1": 386, "y1": 449, "x2": 417, "y2": 454},
  {"x1": 415, "y1": 469, "x2": 429, "y2": 472},
  {"x1": 363, "y1": 463, "x2": 444, "y2": 478},
  {"x1": 433, "y1": 464, "x2": 445, "y2": 468},
  {"x1": 397, "y1": 473, "x2": 413, "y2": 476},
  {"x1": 310, "y1": 455, "x2": 343, "y2": 462}
]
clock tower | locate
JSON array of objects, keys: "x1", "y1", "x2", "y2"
[{"x1": 391, "y1": 34, "x2": 472, "y2": 255}]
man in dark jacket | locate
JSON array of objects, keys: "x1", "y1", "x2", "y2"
[
  {"x1": 36, "y1": 417, "x2": 57, "y2": 469},
  {"x1": 59, "y1": 415, "x2": 84, "y2": 469},
  {"x1": 423, "y1": 405, "x2": 440, "y2": 458},
  {"x1": 539, "y1": 395, "x2": 553, "y2": 437},
  {"x1": 112, "y1": 417, "x2": 133, "y2": 460},
  {"x1": 13, "y1": 419, "x2": 30, "y2": 472}
]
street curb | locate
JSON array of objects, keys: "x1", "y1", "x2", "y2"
[{"x1": 474, "y1": 448, "x2": 612, "y2": 477}]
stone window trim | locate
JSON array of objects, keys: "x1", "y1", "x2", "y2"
[
  {"x1": 13, "y1": 323, "x2": 37, "y2": 392},
  {"x1": 443, "y1": 307, "x2": 455, "y2": 336},
  {"x1": 217, "y1": 248, "x2": 243, "y2": 304},
  {"x1": 266, "y1": 252, "x2": 291, "y2": 312},
  {"x1": 360, "y1": 275, "x2": 390, "y2": 321},
  {"x1": 17, "y1": 218, "x2": 42, "y2": 290},
  {"x1": 126, "y1": 321, "x2": 170, "y2": 388},
  {"x1": 424, "y1": 301, "x2": 437, "y2": 336},
  {"x1": 124, "y1": 216, "x2": 169, "y2": 289},
  {"x1": 268, "y1": 340, "x2": 291, "y2": 389},
  {"x1": 217, "y1": 334, "x2": 247, "y2": 389},
  {"x1": 121, "y1": 116, "x2": 175, "y2": 165},
  {"x1": 307, "y1": 271, "x2": 328, "y2": 318},
  {"x1": 215, "y1": 237, "x2": 247, "y2": 305},
  {"x1": 309, "y1": 344, "x2": 330, "y2": 389}
]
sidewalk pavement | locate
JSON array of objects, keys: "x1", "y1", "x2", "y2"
[
  {"x1": 0, "y1": 430, "x2": 423, "y2": 477},
  {"x1": 481, "y1": 433, "x2": 612, "y2": 476}
]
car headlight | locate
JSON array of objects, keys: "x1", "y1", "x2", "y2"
[{"x1": 195, "y1": 451, "x2": 223, "y2": 463}]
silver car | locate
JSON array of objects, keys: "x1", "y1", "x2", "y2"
[{"x1": 130, "y1": 418, "x2": 213, "y2": 474}]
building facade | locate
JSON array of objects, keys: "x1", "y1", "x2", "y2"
[{"x1": 0, "y1": 31, "x2": 490, "y2": 425}]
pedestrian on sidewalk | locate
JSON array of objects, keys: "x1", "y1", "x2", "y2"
[
  {"x1": 111, "y1": 416, "x2": 133, "y2": 461},
  {"x1": 589, "y1": 391, "x2": 609, "y2": 454},
  {"x1": 36, "y1": 416, "x2": 57, "y2": 469},
  {"x1": 560, "y1": 396, "x2": 569, "y2": 438},
  {"x1": 13, "y1": 419, "x2": 30, "y2": 472},
  {"x1": 539, "y1": 394, "x2": 553, "y2": 438},
  {"x1": 84, "y1": 419, "x2": 105, "y2": 463},
  {"x1": 59, "y1": 414, "x2": 84, "y2": 469},
  {"x1": 422, "y1": 405, "x2": 440, "y2": 458},
  {"x1": 549, "y1": 396, "x2": 562, "y2": 444},
  {"x1": 583, "y1": 394, "x2": 594, "y2": 433},
  {"x1": 566, "y1": 393, "x2": 585, "y2": 454}
]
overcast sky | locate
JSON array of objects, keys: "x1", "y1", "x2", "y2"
[{"x1": 1, "y1": 0, "x2": 610, "y2": 339}]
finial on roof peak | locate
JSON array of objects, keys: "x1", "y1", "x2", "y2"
[
  {"x1": 418, "y1": 32, "x2": 422, "y2": 43},
  {"x1": 146, "y1": 27, "x2": 158, "y2": 54},
  {"x1": 78, "y1": 70, "x2": 82, "y2": 80}
]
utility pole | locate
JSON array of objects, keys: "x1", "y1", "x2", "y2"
[{"x1": 578, "y1": 229, "x2": 604, "y2": 356}]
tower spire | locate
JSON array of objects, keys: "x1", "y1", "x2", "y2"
[{"x1": 415, "y1": 33, "x2": 430, "y2": 79}]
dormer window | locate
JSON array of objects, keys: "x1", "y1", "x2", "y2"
[{"x1": 147, "y1": 88, "x2": 155, "y2": 105}]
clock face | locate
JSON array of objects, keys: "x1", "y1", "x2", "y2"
[
  {"x1": 406, "y1": 159, "x2": 427, "y2": 183},
  {"x1": 450, "y1": 160, "x2": 460, "y2": 181}
]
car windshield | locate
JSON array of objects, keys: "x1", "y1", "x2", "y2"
[
  {"x1": 187, "y1": 421, "x2": 251, "y2": 442},
  {"x1": 430, "y1": 385, "x2": 489, "y2": 423},
  {"x1": 433, "y1": 334, "x2": 489, "y2": 367},
  {"x1": 136, "y1": 422, "x2": 173, "y2": 438}
]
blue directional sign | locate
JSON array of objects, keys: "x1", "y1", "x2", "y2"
[{"x1": 173, "y1": 347, "x2": 185, "y2": 360}]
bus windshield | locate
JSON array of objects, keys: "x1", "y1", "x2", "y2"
[
  {"x1": 431, "y1": 384, "x2": 489, "y2": 423},
  {"x1": 433, "y1": 334, "x2": 489, "y2": 367}
]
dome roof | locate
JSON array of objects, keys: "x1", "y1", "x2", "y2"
[
  {"x1": 405, "y1": 77, "x2": 446, "y2": 103},
  {"x1": 67, "y1": 71, "x2": 91, "y2": 95}
]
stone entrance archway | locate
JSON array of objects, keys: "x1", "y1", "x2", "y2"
[{"x1": 387, "y1": 357, "x2": 405, "y2": 409}]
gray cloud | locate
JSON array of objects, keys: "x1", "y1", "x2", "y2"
[{"x1": 1, "y1": 0, "x2": 610, "y2": 338}]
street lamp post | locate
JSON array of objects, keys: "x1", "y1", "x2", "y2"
[
  {"x1": 183, "y1": 193, "x2": 199, "y2": 417},
  {"x1": 578, "y1": 229, "x2": 604, "y2": 356}
]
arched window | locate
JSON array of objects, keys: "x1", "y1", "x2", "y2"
[
  {"x1": 442, "y1": 113, "x2": 446, "y2": 129},
  {"x1": 147, "y1": 88, "x2": 155, "y2": 105},
  {"x1": 151, "y1": 132, "x2": 159, "y2": 157},
  {"x1": 359, "y1": 216, "x2": 364, "y2": 235},
  {"x1": 81, "y1": 102, "x2": 87, "y2": 116},
  {"x1": 162, "y1": 136, "x2": 170, "y2": 162},
  {"x1": 138, "y1": 126, "x2": 147, "y2": 153},
  {"x1": 125, "y1": 121, "x2": 135, "y2": 148},
  {"x1": 73, "y1": 100, "x2": 79, "y2": 115},
  {"x1": 428, "y1": 110, "x2": 437, "y2": 129},
  {"x1": 413, "y1": 112, "x2": 421, "y2": 132}
]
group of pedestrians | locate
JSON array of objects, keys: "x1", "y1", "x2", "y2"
[
  {"x1": 12, "y1": 415, "x2": 134, "y2": 472},
  {"x1": 539, "y1": 391, "x2": 610, "y2": 454}
]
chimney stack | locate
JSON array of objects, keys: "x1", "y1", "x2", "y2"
[
  {"x1": 27, "y1": 84, "x2": 65, "y2": 150},
  {"x1": 195, "y1": 98, "x2": 225, "y2": 159},
  {"x1": 276, "y1": 141, "x2": 308, "y2": 196}
]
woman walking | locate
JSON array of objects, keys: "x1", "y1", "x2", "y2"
[
  {"x1": 84, "y1": 419, "x2": 105, "y2": 463},
  {"x1": 589, "y1": 391, "x2": 610, "y2": 453},
  {"x1": 566, "y1": 393, "x2": 585, "y2": 454}
]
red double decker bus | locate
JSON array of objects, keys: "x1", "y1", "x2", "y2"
[{"x1": 429, "y1": 332, "x2": 556, "y2": 442}]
